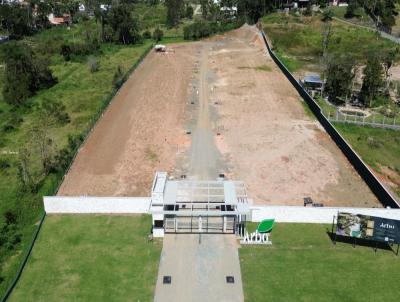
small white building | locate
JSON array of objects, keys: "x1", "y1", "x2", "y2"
[{"x1": 150, "y1": 172, "x2": 250, "y2": 238}]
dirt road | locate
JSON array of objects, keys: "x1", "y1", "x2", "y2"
[{"x1": 58, "y1": 44, "x2": 198, "y2": 196}]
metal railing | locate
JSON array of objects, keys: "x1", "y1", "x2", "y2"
[{"x1": 326, "y1": 110, "x2": 400, "y2": 130}]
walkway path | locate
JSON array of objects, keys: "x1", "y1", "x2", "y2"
[{"x1": 154, "y1": 234, "x2": 244, "y2": 302}]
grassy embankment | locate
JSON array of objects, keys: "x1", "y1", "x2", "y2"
[
  {"x1": 9, "y1": 215, "x2": 161, "y2": 301},
  {"x1": 0, "y1": 20, "x2": 152, "y2": 296},
  {"x1": 133, "y1": 2, "x2": 195, "y2": 43},
  {"x1": 330, "y1": 6, "x2": 375, "y2": 28},
  {"x1": 240, "y1": 223, "x2": 400, "y2": 302},
  {"x1": 261, "y1": 13, "x2": 397, "y2": 73},
  {"x1": 334, "y1": 124, "x2": 400, "y2": 196},
  {"x1": 262, "y1": 13, "x2": 400, "y2": 199}
]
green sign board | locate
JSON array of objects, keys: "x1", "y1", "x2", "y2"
[{"x1": 336, "y1": 212, "x2": 400, "y2": 244}]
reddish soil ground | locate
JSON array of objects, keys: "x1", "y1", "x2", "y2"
[
  {"x1": 58, "y1": 44, "x2": 198, "y2": 196},
  {"x1": 206, "y1": 25, "x2": 379, "y2": 207},
  {"x1": 59, "y1": 25, "x2": 380, "y2": 207}
]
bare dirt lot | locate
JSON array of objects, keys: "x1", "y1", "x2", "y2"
[
  {"x1": 59, "y1": 25, "x2": 379, "y2": 207},
  {"x1": 202, "y1": 25, "x2": 379, "y2": 207},
  {"x1": 58, "y1": 44, "x2": 198, "y2": 196}
]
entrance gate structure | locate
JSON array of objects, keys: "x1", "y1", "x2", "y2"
[{"x1": 150, "y1": 172, "x2": 250, "y2": 237}]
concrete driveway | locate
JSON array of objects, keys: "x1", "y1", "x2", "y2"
[{"x1": 154, "y1": 234, "x2": 244, "y2": 302}]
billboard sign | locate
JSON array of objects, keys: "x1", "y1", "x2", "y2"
[{"x1": 336, "y1": 212, "x2": 400, "y2": 244}]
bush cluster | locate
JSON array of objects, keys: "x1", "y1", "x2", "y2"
[
  {"x1": 2, "y1": 42, "x2": 57, "y2": 107},
  {"x1": 183, "y1": 21, "x2": 214, "y2": 40},
  {"x1": 60, "y1": 40, "x2": 100, "y2": 61},
  {"x1": 183, "y1": 20, "x2": 243, "y2": 41}
]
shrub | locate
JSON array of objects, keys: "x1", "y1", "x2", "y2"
[
  {"x1": 88, "y1": 56, "x2": 100, "y2": 73},
  {"x1": 113, "y1": 66, "x2": 125, "y2": 88},
  {"x1": 183, "y1": 21, "x2": 213, "y2": 40},
  {"x1": 53, "y1": 133, "x2": 84, "y2": 172},
  {"x1": 2, "y1": 115, "x2": 23, "y2": 132},
  {"x1": 185, "y1": 5, "x2": 194, "y2": 19},
  {"x1": 38, "y1": 100, "x2": 70, "y2": 126},
  {"x1": 60, "y1": 44, "x2": 72, "y2": 61},
  {"x1": 322, "y1": 9, "x2": 333, "y2": 22},
  {"x1": 60, "y1": 40, "x2": 101, "y2": 61},
  {"x1": 153, "y1": 27, "x2": 164, "y2": 42},
  {"x1": 4, "y1": 211, "x2": 17, "y2": 225},
  {"x1": 367, "y1": 137, "x2": 381, "y2": 148},
  {"x1": 0, "y1": 158, "x2": 10, "y2": 170},
  {"x1": 143, "y1": 30, "x2": 152, "y2": 39}
]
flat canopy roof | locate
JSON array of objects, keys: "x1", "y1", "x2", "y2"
[
  {"x1": 152, "y1": 172, "x2": 167, "y2": 194},
  {"x1": 162, "y1": 180, "x2": 248, "y2": 205},
  {"x1": 304, "y1": 74, "x2": 323, "y2": 84}
]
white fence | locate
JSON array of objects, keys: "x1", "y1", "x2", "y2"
[
  {"x1": 44, "y1": 198, "x2": 400, "y2": 222},
  {"x1": 44, "y1": 196, "x2": 151, "y2": 214},
  {"x1": 250, "y1": 206, "x2": 400, "y2": 223}
]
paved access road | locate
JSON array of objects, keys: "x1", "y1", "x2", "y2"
[{"x1": 154, "y1": 234, "x2": 244, "y2": 302}]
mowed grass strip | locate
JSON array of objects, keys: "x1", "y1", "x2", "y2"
[
  {"x1": 240, "y1": 224, "x2": 400, "y2": 302},
  {"x1": 9, "y1": 215, "x2": 161, "y2": 302}
]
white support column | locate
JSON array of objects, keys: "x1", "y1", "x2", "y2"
[{"x1": 223, "y1": 216, "x2": 227, "y2": 233}]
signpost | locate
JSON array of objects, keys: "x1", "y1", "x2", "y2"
[
  {"x1": 334, "y1": 212, "x2": 400, "y2": 254},
  {"x1": 240, "y1": 219, "x2": 275, "y2": 245}
]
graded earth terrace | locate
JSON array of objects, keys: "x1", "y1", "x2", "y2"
[{"x1": 59, "y1": 25, "x2": 379, "y2": 208}]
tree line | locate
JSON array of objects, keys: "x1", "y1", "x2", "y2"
[{"x1": 321, "y1": 17, "x2": 399, "y2": 108}]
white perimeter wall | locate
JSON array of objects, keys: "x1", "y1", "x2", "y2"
[
  {"x1": 44, "y1": 196, "x2": 151, "y2": 214},
  {"x1": 251, "y1": 206, "x2": 400, "y2": 223}
]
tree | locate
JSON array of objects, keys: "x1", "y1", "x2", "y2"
[
  {"x1": 30, "y1": 125, "x2": 56, "y2": 175},
  {"x1": 2, "y1": 42, "x2": 57, "y2": 107},
  {"x1": 200, "y1": 0, "x2": 209, "y2": 19},
  {"x1": 104, "y1": 5, "x2": 140, "y2": 44},
  {"x1": 360, "y1": 55, "x2": 385, "y2": 107},
  {"x1": 0, "y1": 3, "x2": 32, "y2": 39},
  {"x1": 17, "y1": 148, "x2": 38, "y2": 193},
  {"x1": 314, "y1": 0, "x2": 328, "y2": 9},
  {"x1": 345, "y1": 0, "x2": 360, "y2": 19},
  {"x1": 237, "y1": 0, "x2": 274, "y2": 24},
  {"x1": 363, "y1": 0, "x2": 399, "y2": 32},
  {"x1": 303, "y1": 3, "x2": 312, "y2": 16},
  {"x1": 382, "y1": 48, "x2": 399, "y2": 91},
  {"x1": 185, "y1": 3, "x2": 194, "y2": 19},
  {"x1": 32, "y1": 0, "x2": 52, "y2": 30},
  {"x1": 322, "y1": 9, "x2": 333, "y2": 22},
  {"x1": 325, "y1": 58, "x2": 355, "y2": 104},
  {"x1": 321, "y1": 22, "x2": 332, "y2": 74},
  {"x1": 165, "y1": 0, "x2": 184, "y2": 27}
]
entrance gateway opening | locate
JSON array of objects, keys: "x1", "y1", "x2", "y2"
[{"x1": 150, "y1": 172, "x2": 250, "y2": 237}]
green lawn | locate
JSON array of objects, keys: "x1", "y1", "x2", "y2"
[
  {"x1": 240, "y1": 223, "x2": 400, "y2": 302},
  {"x1": 9, "y1": 215, "x2": 161, "y2": 302}
]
